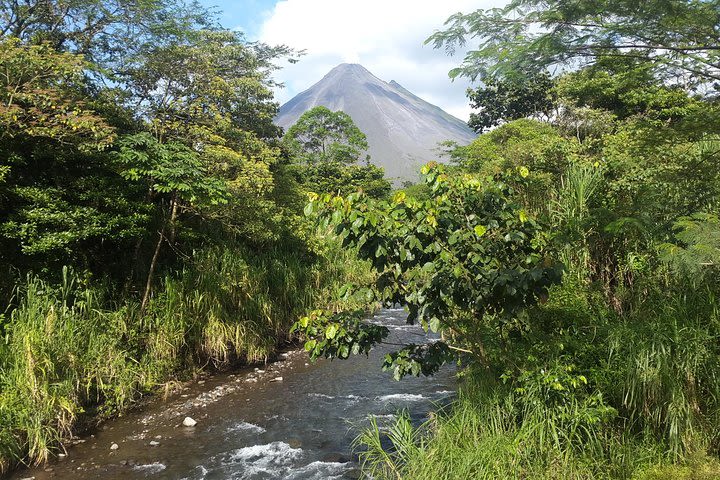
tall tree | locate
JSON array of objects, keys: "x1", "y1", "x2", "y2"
[
  {"x1": 283, "y1": 106, "x2": 391, "y2": 198},
  {"x1": 114, "y1": 28, "x2": 294, "y2": 304},
  {"x1": 426, "y1": 0, "x2": 720, "y2": 88},
  {"x1": 0, "y1": 0, "x2": 214, "y2": 69},
  {"x1": 466, "y1": 71, "x2": 557, "y2": 132},
  {"x1": 283, "y1": 106, "x2": 369, "y2": 165}
]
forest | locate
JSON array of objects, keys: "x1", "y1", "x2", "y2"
[{"x1": 1, "y1": 0, "x2": 719, "y2": 478}]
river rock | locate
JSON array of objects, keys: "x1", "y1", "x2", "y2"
[
  {"x1": 110, "y1": 443, "x2": 119, "y2": 450},
  {"x1": 270, "y1": 377, "x2": 283, "y2": 382},
  {"x1": 322, "y1": 452, "x2": 349, "y2": 463},
  {"x1": 149, "y1": 440, "x2": 160, "y2": 446},
  {"x1": 182, "y1": 416, "x2": 197, "y2": 427}
]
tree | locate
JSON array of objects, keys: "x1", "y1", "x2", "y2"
[
  {"x1": 426, "y1": 0, "x2": 720, "y2": 88},
  {"x1": 113, "y1": 133, "x2": 228, "y2": 309},
  {"x1": 556, "y1": 56, "x2": 706, "y2": 121},
  {"x1": 113, "y1": 28, "x2": 295, "y2": 304},
  {"x1": 297, "y1": 162, "x2": 391, "y2": 200},
  {"x1": 0, "y1": 38, "x2": 114, "y2": 148},
  {"x1": 467, "y1": 71, "x2": 557, "y2": 133},
  {"x1": 0, "y1": 0, "x2": 214, "y2": 70},
  {"x1": 284, "y1": 106, "x2": 390, "y2": 198},
  {"x1": 284, "y1": 106, "x2": 369, "y2": 165},
  {"x1": 293, "y1": 163, "x2": 563, "y2": 379},
  {"x1": 0, "y1": 10, "x2": 301, "y2": 294},
  {"x1": 0, "y1": 38, "x2": 135, "y2": 273}
]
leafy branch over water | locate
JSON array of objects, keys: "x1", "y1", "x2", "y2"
[{"x1": 293, "y1": 163, "x2": 564, "y2": 379}]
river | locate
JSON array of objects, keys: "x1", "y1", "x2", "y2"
[{"x1": 13, "y1": 309, "x2": 455, "y2": 480}]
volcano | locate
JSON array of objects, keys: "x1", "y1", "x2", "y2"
[{"x1": 275, "y1": 63, "x2": 476, "y2": 181}]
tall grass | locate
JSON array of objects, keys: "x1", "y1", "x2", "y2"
[
  {"x1": 552, "y1": 162, "x2": 604, "y2": 281},
  {"x1": 356, "y1": 367, "x2": 720, "y2": 480},
  {"x1": 357, "y1": 369, "x2": 660, "y2": 480},
  {"x1": 0, "y1": 269, "x2": 146, "y2": 470},
  {"x1": 355, "y1": 279, "x2": 720, "y2": 479},
  {"x1": 0, "y1": 236, "x2": 374, "y2": 473},
  {"x1": 607, "y1": 285, "x2": 720, "y2": 458}
]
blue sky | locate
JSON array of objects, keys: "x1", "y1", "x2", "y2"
[
  {"x1": 199, "y1": 0, "x2": 278, "y2": 38},
  {"x1": 197, "y1": 0, "x2": 506, "y2": 121}
]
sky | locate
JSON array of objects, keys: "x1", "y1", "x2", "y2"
[{"x1": 199, "y1": 0, "x2": 506, "y2": 121}]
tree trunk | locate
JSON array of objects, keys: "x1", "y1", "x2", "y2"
[
  {"x1": 168, "y1": 194, "x2": 179, "y2": 245},
  {"x1": 140, "y1": 226, "x2": 165, "y2": 313},
  {"x1": 140, "y1": 194, "x2": 178, "y2": 312}
]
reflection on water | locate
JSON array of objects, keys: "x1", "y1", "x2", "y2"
[{"x1": 13, "y1": 309, "x2": 455, "y2": 480}]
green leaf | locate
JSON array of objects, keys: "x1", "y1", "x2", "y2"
[
  {"x1": 325, "y1": 324, "x2": 338, "y2": 339},
  {"x1": 422, "y1": 261, "x2": 436, "y2": 272}
]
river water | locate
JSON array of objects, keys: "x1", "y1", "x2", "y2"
[{"x1": 14, "y1": 309, "x2": 455, "y2": 480}]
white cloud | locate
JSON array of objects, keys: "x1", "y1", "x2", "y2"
[{"x1": 258, "y1": 0, "x2": 506, "y2": 121}]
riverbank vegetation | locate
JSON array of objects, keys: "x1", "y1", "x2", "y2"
[
  {"x1": 0, "y1": 0, "x2": 383, "y2": 473},
  {"x1": 296, "y1": 1, "x2": 720, "y2": 478}
]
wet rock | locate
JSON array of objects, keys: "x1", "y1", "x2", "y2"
[
  {"x1": 182, "y1": 416, "x2": 197, "y2": 427},
  {"x1": 270, "y1": 377, "x2": 283, "y2": 382},
  {"x1": 149, "y1": 441, "x2": 160, "y2": 446},
  {"x1": 110, "y1": 443, "x2": 119, "y2": 451},
  {"x1": 119, "y1": 460, "x2": 128, "y2": 466},
  {"x1": 321, "y1": 452, "x2": 349, "y2": 463},
  {"x1": 287, "y1": 439, "x2": 302, "y2": 449}
]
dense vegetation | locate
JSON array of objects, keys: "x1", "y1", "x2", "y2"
[
  {"x1": 3, "y1": 0, "x2": 720, "y2": 478},
  {"x1": 295, "y1": 1, "x2": 720, "y2": 478},
  {"x1": 0, "y1": 0, "x2": 386, "y2": 473}
]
